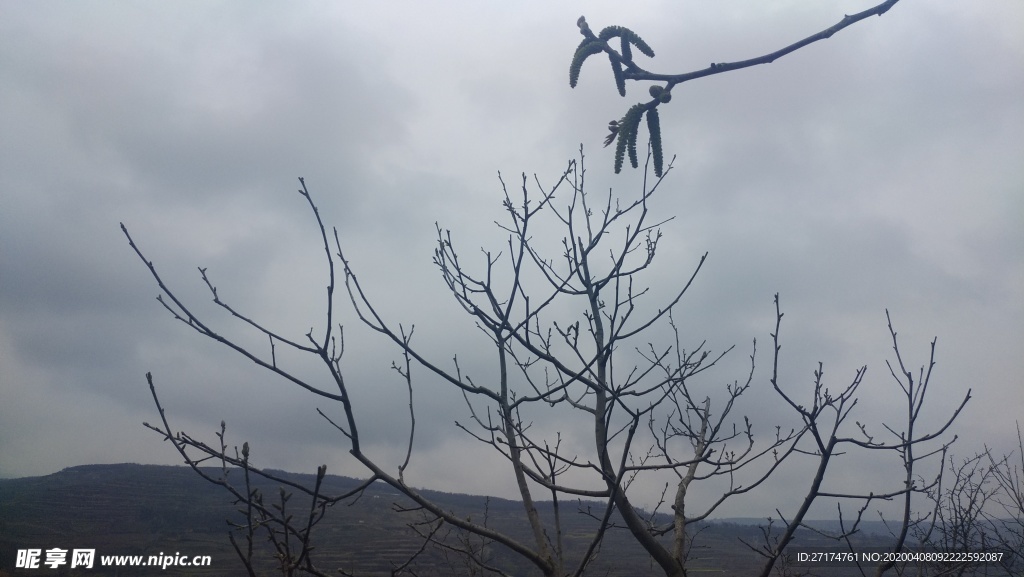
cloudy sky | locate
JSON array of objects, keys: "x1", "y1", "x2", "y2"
[{"x1": 2, "y1": 1, "x2": 1021, "y2": 520}]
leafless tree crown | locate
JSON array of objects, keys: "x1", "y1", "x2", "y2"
[{"x1": 117, "y1": 3, "x2": 1021, "y2": 575}]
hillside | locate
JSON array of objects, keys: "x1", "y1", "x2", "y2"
[{"x1": 0, "y1": 464, "x2": 902, "y2": 576}]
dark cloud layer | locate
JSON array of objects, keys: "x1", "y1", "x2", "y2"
[{"x1": 2, "y1": 1, "x2": 1021, "y2": 518}]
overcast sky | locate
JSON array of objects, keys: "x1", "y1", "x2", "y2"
[{"x1": 1, "y1": 1, "x2": 1021, "y2": 520}]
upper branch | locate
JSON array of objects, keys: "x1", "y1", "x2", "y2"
[
  {"x1": 573, "y1": 1, "x2": 902, "y2": 175},
  {"x1": 121, "y1": 223, "x2": 346, "y2": 403}
]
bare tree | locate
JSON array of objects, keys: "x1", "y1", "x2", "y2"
[
  {"x1": 906, "y1": 423, "x2": 1024, "y2": 577},
  {"x1": 912, "y1": 450, "x2": 1003, "y2": 577},
  {"x1": 125, "y1": 153, "x2": 968, "y2": 577},
  {"x1": 988, "y1": 424, "x2": 1024, "y2": 576},
  {"x1": 121, "y1": 5, "x2": 987, "y2": 576}
]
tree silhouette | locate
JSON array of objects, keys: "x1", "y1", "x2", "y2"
[
  {"x1": 124, "y1": 155, "x2": 968, "y2": 576},
  {"x1": 119, "y1": 4, "x2": 998, "y2": 576}
]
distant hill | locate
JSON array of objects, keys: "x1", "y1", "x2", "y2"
[
  {"x1": 0, "y1": 464, "x2": 904, "y2": 576},
  {"x1": 722, "y1": 517, "x2": 898, "y2": 538}
]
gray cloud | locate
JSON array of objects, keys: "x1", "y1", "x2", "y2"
[{"x1": 1, "y1": 1, "x2": 1021, "y2": 520}]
